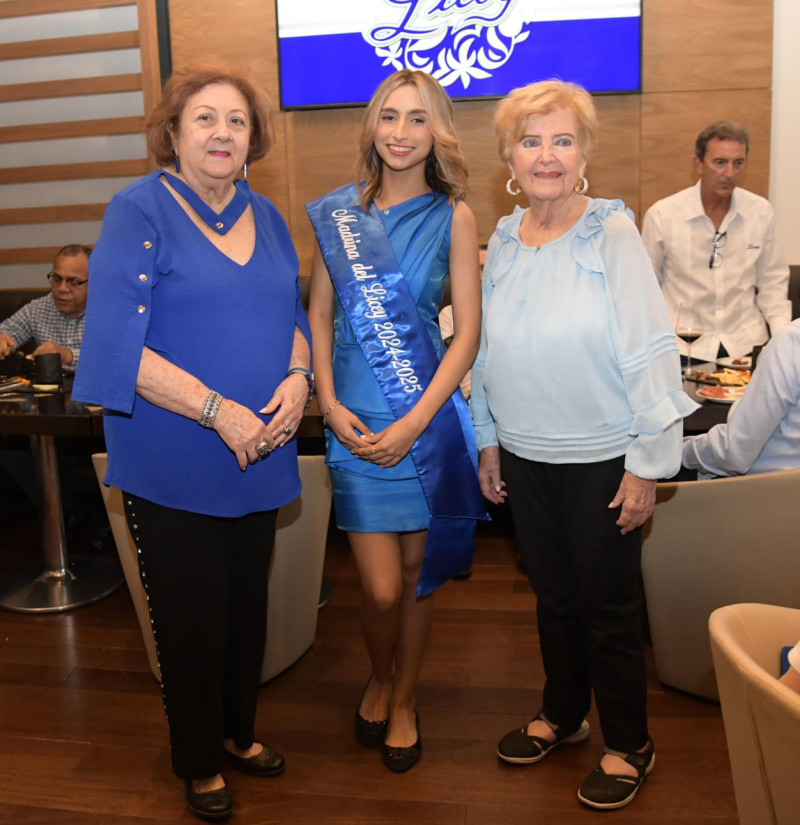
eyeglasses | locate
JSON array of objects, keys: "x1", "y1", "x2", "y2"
[
  {"x1": 47, "y1": 271, "x2": 88, "y2": 289},
  {"x1": 708, "y1": 231, "x2": 727, "y2": 269}
]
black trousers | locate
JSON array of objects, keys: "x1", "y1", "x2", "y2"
[
  {"x1": 500, "y1": 449, "x2": 648, "y2": 753},
  {"x1": 123, "y1": 493, "x2": 277, "y2": 779}
]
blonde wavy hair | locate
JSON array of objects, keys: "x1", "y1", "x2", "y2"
[
  {"x1": 494, "y1": 79, "x2": 598, "y2": 165},
  {"x1": 355, "y1": 70, "x2": 468, "y2": 211}
]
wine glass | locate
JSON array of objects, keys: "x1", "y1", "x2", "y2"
[{"x1": 675, "y1": 305, "x2": 704, "y2": 378}]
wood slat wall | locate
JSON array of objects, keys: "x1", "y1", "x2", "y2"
[{"x1": 0, "y1": 0, "x2": 160, "y2": 282}]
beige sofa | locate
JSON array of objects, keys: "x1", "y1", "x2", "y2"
[
  {"x1": 710, "y1": 603, "x2": 800, "y2": 825},
  {"x1": 92, "y1": 453, "x2": 331, "y2": 683},
  {"x1": 641, "y1": 467, "x2": 800, "y2": 700}
]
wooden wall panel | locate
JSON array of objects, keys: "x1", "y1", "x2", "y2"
[{"x1": 643, "y1": 0, "x2": 772, "y2": 92}]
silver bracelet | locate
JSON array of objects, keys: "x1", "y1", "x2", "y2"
[{"x1": 198, "y1": 390, "x2": 223, "y2": 429}]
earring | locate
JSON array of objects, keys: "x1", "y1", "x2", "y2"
[
  {"x1": 172, "y1": 149, "x2": 180, "y2": 174},
  {"x1": 506, "y1": 177, "x2": 521, "y2": 196},
  {"x1": 574, "y1": 176, "x2": 588, "y2": 194},
  {"x1": 242, "y1": 162, "x2": 248, "y2": 180}
]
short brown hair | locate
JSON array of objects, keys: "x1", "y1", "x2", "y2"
[
  {"x1": 494, "y1": 80, "x2": 598, "y2": 164},
  {"x1": 146, "y1": 57, "x2": 275, "y2": 167},
  {"x1": 694, "y1": 121, "x2": 750, "y2": 161},
  {"x1": 355, "y1": 70, "x2": 468, "y2": 211}
]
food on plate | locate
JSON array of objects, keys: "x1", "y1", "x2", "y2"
[
  {"x1": 710, "y1": 368, "x2": 751, "y2": 386},
  {"x1": 697, "y1": 384, "x2": 746, "y2": 402},
  {"x1": 0, "y1": 376, "x2": 30, "y2": 392},
  {"x1": 732, "y1": 357, "x2": 749, "y2": 366}
]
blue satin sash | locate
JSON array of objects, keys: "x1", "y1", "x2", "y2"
[{"x1": 306, "y1": 183, "x2": 487, "y2": 595}]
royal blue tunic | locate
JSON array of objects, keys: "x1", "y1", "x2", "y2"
[{"x1": 73, "y1": 171, "x2": 311, "y2": 517}]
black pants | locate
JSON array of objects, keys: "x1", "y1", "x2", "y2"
[
  {"x1": 500, "y1": 449, "x2": 648, "y2": 753},
  {"x1": 123, "y1": 493, "x2": 277, "y2": 779}
]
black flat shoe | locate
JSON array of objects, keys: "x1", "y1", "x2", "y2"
[
  {"x1": 223, "y1": 742, "x2": 285, "y2": 777},
  {"x1": 381, "y1": 712, "x2": 421, "y2": 773},
  {"x1": 184, "y1": 779, "x2": 233, "y2": 821},
  {"x1": 355, "y1": 679, "x2": 389, "y2": 747},
  {"x1": 497, "y1": 712, "x2": 590, "y2": 765},
  {"x1": 578, "y1": 737, "x2": 655, "y2": 810},
  {"x1": 355, "y1": 709, "x2": 389, "y2": 747}
]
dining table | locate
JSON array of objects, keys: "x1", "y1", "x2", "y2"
[
  {"x1": 681, "y1": 360, "x2": 735, "y2": 434},
  {"x1": 0, "y1": 377, "x2": 123, "y2": 613}
]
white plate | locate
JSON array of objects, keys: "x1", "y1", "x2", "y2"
[
  {"x1": 697, "y1": 385, "x2": 747, "y2": 404},
  {"x1": 716, "y1": 355, "x2": 752, "y2": 370}
]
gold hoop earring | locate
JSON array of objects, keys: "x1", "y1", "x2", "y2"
[
  {"x1": 574, "y1": 176, "x2": 588, "y2": 195},
  {"x1": 506, "y1": 177, "x2": 521, "y2": 196}
]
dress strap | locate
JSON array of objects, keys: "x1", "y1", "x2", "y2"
[{"x1": 161, "y1": 172, "x2": 250, "y2": 235}]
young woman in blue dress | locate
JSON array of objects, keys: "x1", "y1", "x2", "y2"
[{"x1": 307, "y1": 70, "x2": 483, "y2": 772}]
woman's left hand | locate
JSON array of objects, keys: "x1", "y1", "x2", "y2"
[
  {"x1": 354, "y1": 417, "x2": 421, "y2": 467},
  {"x1": 609, "y1": 471, "x2": 657, "y2": 535},
  {"x1": 259, "y1": 373, "x2": 308, "y2": 447}
]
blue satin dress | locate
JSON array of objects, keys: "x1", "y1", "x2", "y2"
[{"x1": 326, "y1": 192, "x2": 453, "y2": 532}]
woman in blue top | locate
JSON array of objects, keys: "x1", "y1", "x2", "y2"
[
  {"x1": 306, "y1": 70, "x2": 484, "y2": 773},
  {"x1": 471, "y1": 81, "x2": 697, "y2": 811},
  {"x1": 72, "y1": 59, "x2": 312, "y2": 820}
]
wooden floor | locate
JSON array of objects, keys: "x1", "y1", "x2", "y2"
[{"x1": 0, "y1": 512, "x2": 739, "y2": 824}]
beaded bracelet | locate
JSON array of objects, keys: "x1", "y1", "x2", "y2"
[
  {"x1": 286, "y1": 367, "x2": 315, "y2": 409},
  {"x1": 322, "y1": 399, "x2": 341, "y2": 427},
  {"x1": 198, "y1": 390, "x2": 223, "y2": 429}
]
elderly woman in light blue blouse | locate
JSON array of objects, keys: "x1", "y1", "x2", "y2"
[{"x1": 470, "y1": 80, "x2": 697, "y2": 812}]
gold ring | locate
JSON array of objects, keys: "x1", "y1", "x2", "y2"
[{"x1": 371, "y1": 447, "x2": 376, "y2": 455}]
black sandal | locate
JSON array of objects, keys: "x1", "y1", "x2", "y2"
[
  {"x1": 578, "y1": 737, "x2": 655, "y2": 810},
  {"x1": 497, "y1": 712, "x2": 590, "y2": 764}
]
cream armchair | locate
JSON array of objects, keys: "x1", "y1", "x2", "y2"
[
  {"x1": 641, "y1": 467, "x2": 800, "y2": 700},
  {"x1": 92, "y1": 453, "x2": 332, "y2": 683},
  {"x1": 709, "y1": 603, "x2": 800, "y2": 825}
]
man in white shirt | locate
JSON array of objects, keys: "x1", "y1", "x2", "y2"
[
  {"x1": 682, "y1": 318, "x2": 800, "y2": 478},
  {"x1": 642, "y1": 121, "x2": 790, "y2": 361}
]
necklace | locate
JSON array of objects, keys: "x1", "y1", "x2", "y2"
[
  {"x1": 374, "y1": 197, "x2": 391, "y2": 215},
  {"x1": 162, "y1": 172, "x2": 251, "y2": 235}
]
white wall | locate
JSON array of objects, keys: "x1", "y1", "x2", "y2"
[{"x1": 770, "y1": 0, "x2": 800, "y2": 264}]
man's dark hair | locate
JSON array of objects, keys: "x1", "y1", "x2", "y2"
[
  {"x1": 694, "y1": 121, "x2": 750, "y2": 161},
  {"x1": 55, "y1": 244, "x2": 92, "y2": 258}
]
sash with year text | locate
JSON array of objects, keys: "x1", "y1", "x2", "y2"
[{"x1": 306, "y1": 183, "x2": 487, "y2": 595}]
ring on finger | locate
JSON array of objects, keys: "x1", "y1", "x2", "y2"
[
  {"x1": 256, "y1": 440, "x2": 272, "y2": 459},
  {"x1": 283, "y1": 424, "x2": 292, "y2": 435}
]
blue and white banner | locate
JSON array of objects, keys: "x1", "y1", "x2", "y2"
[{"x1": 276, "y1": 0, "x2": 641, "y2": 108}]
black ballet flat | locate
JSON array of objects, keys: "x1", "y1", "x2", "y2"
[
  {"x1": 184, "y1": 779, "x2": 233, "y2": 821},
  {"x1": 355, "y1": 679, "x2": 389, "y2": 747},
  {"x1": 223, "y1": 742, "x2": 285, "y2": 777},
  {"x1": 355, "y1": 709, "x2": 389, "y2": 747},
  {"x1": 381, "y1": 713, "x2": 421, "y2": 773}
]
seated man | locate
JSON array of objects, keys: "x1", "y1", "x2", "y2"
[
  {"x1": 642, "y1": 121, "x2": 790, "y2": 360},
  {"x1": 682, "y1": 319, "x2": 800, "y2": 477},
  {"x1": 0, "y1": 244, "x2": 91, "y2": 370}
]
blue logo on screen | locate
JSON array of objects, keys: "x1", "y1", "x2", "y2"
[{"x1": 365, "y1": 0, "x2": 529, "y2": 90}]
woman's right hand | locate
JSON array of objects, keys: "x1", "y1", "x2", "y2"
[
  {"x1": 479, "y1": 446, "x2": 507, "y2": 504},
  {"x1": 213, "y1": 398, "x2": 273, "y2": 471},
  {"x1": 325, "y1": 403, "x2": 373, "y2": 453}
]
